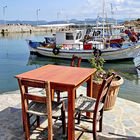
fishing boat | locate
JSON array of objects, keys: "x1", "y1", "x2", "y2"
[{"x1": 27, "y1": 29, "x2": 140, "y2": 61}]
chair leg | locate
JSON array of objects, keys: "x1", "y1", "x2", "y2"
[
  {"x1": 75, "y1": 92, "x2": 76, "y2": 99},
  {"x1": 24, "y1": 113, "x2": 30, "y2": 140},
  {"x1": 77, "y1": 112, "x2": 81, "y2": 124},
  {"x1": 99, "y1": 110, "x2": 103, "y2": 132},
  {"x1": 93, "y1": 125, "x2": 97, "y2": 140},
  {"x1": 27, "y1": 114, "x2": 30, "y2": 128},
  {"x1": 56, "y1": 90, "x2": 60, "y2": 102},
  {"x1": 99, "y1": 117, "x2": 103, "y2": 132},
  {"x1": 93, "y1": 119, "x2": 97, "y2": 140},
  {"x1": 36, "y1": 116, "x2": 40, "y2": 127},
  {"x1": 61, "y1": 101, "x2": 66, "y2": 135}
]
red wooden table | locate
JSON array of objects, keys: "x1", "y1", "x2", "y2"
[{"x1": 16, "y1": 64, "x2": 96, "y2": 140}]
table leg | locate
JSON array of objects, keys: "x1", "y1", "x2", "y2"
[
  {"x1": 68, "y1": 88, "x2": 75, "y2": 140},
  {"x1": 46, "y1": 83, "x2": 53, "y2": 140},
  {"x1": 51, "y1": 89, "x2": 54, "y2": 101},
  {"x1": 18, "y1": 79, "x2": 27, "y2": 132},
  {"x1": 86, "y1": 75, "x2": 93, "y2": 117}
]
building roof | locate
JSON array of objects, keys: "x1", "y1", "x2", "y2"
[{"x1": 39, "y1": 23, "x2": 75, "y2": 27}]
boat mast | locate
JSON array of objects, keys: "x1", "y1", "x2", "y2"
[
  {"x1": 102, "y1": 0, "x2": 105, "y2": 39},
  {"x1": 96, "y1": 14, "x2": 99, "y2": 29},
  {"x1": 110, "y1": 3, "x2": 113, "y2": 22},
  {"x1": 110, "y1": 3, "x2": 113, "y2": 36}
]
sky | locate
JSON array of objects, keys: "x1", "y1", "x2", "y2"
[{"x1": 0, "y1": 0, "x2": 140, "y2": 21}]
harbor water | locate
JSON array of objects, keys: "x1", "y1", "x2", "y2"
[{"x1": 0, "y1": 32, "x2": 140, "y2": 103}]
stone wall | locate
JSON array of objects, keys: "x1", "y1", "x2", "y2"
[{"x1": 0, "y1": 24, "x2": 55, "y2": 34}]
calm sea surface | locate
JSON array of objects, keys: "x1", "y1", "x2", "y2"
[{"x1": 0, "y1": 32, "x2": 140, "y2": 103}]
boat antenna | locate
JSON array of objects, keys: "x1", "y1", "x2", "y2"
[
  {"x1": 110, "y1": 3, "x2": 114, "y2": 22},
  {"x1": 106, "y1": 13, "x2": 110, "y2": 39},
  {"x1": 102, "y1": 0, "x2": 105, "y2": 39},
  {"x1": 96, "y1": 14, "x2": 99, "y2": 28},
  {"x1": 115, "y1": 7, "x2": 118, "y2": 26}
]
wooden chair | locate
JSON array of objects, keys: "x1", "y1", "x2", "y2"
[
  {"x1": 75, "y1": 73, "x2": 115, "y2": 140},
  {"x1": 70, "y1": 54, "x2": 82, "y2": 67},
  {"x1": 18, "y1": 79, "x2": 66, "y2": 140},
  {"x1": 56, "y1": 55, "x2": 82, "y2": 102}
]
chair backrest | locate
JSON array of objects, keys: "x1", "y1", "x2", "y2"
[
  {"x1": 94, "y1": 73, "x2": 115, "y2": 114},
  {"x1": 70, "y1": 55, "x2": 82, "y2": 67},
  {"x1": 18, "y1": 78, "x2": 53, "y2": 140},
  {"x1": 18, "y1": 79, "x2": 50, "y2": 104}
]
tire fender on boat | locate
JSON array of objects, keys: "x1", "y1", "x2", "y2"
[
  {"x1": 93, "y1": 47, "x2": 102, "y2": 57},
  {"x1": 53, "y1": 47, "x2": 60, "y2": 55}
]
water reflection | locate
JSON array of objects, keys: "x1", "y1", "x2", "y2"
[
  {"x1": 27, "y1": 55, "x2": 140, "y2": 103},
  {"x1": 27, "y1": 54, "x2": 91, "y2": 68},
  {"x1": 0, "y1": 32, "x2": 139, "y2": 103},
  {"x1": 27, "y1": 55, "x2": 139, "y2": 81}
]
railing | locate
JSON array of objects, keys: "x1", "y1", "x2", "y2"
[{"x1": 57, "y1": 43, "x2": 83, "y2": 50}]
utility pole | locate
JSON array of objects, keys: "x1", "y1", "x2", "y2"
[
  {"x1": 57, "y1": 11, "x2": 61, "y2": 23},
  {"x1": 36, "y1": 8, "x2": 40, "y2": 26},
  {"x1": 102, "y1": 0, "x2": 105, "y2": 39},
  {"x1": 3, "y1": 5, "x2": 7, "y2": 25},
  {"x1": 110, "y1": 3, "x2": 114, "y2": 21}
]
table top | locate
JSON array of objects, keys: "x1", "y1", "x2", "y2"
[{"x1": 15, "y1": 64, "x2": 96, "y2": 87}]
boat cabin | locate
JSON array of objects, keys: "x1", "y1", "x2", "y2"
[
  {"x1": 56, "y1": 30, "x2": 84, "y2": 50},
  {"x1": 45, "y1": 37, "x2": 55, "y2": 44}
]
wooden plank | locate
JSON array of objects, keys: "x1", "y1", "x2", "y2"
[
  {"x1": 24, "y1": 93, "x2": 46, "y2": 103},
  {"x1": 68, "y1": 88, "x2": 76, "y2": 140},
  {"x1": 15, "y1": 65, "x2": 96, "y2": 87},
  {"x1": 86, "y1": 74, "x2": 93, "y2": 117},
  {"x1": 15, "y1": 65, "x2": 96, "y2": 140},
  {"x1": 45, "y1": 81, "x2": 53, "y2": 140}
]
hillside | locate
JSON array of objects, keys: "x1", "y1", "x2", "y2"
[{"x1": 123, "y1": 19, "x2": 140, "y2": 28}]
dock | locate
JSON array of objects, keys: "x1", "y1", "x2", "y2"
[{"x1": 0, "y1": 23, "x2": 74, "y2": 34}]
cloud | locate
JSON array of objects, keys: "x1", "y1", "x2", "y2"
[
  {"x1": 116, "y1": 0, "x2": 124, "y2": 2},
  {"x1": 60, "y1": 0, "x2": 140, "y2": 20},
  {"x1": 84, "y1": 0, "x2": 140, "y2": 19}
]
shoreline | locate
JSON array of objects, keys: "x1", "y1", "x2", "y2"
[
  {"x1": 1, "y1": 88, "x2": 140, "y2": 105},
  {"x1": 1, "y1": 87, "x2": 140, "y2": 110},
  {"x1": 0, "y1": 24, "x2": 58, "y2": 34}
]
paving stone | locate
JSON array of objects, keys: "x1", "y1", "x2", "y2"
[
  {"x1": 122, "y1": 119, "x2": 136, "y2": 127},
  {"x1": 0, "y1": 87, "x2": 140, "y2": 139},
  {"x1": 125, "y1": 128, "x2": 137, "y2": 137},
  {"x1": 129, "y1": 126, "x2": 140, "y2": 135}
]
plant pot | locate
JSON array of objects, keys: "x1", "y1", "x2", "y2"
[{"x1": 92, "y1": 75, "x2": 124, "y2": 110}]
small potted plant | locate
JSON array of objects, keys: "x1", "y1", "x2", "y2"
[{"x1": 89, "y1": 48, "x2": 124, "y2": 110}]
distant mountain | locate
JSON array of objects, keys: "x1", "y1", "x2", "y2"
[
  {"x1": 0, "y1": 18, "x2": 125, "y2": 25},
  {"x1": 0, "y1": 20, "x2": 48, "y2": 25}
]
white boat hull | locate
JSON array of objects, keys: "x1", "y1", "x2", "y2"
[
  {"x1": 136, "y1": 69, "x2": 140, "y2": 78},
  {"x1": 29, "y1": 44, "x2": 140, "y2": 61},
  {"x1": 134, "y1": 55, "x2": 140, "y2": 68}
]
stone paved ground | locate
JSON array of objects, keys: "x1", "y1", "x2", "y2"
[{"x1": 0, "y1": 87, "x2": 140, "y2": 140}]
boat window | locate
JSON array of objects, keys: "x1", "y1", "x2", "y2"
[
  {"x1": 45, "y1": 37, "x2": 55, "y2": 43},
  {"x1": 76, "y1": 31, "x2": 82, "y2": 40},
  {"x1": 86, "y1": 29, "x2": 91, "y2": 35},
  {"x1": 66, "y1": 33, "x2": 74, "y2": 40}
]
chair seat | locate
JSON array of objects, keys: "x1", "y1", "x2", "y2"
[
  {"x1": 27, "y1": 101, "x2": 62, "y2": 116},
  {"x1": 75, "y1": 95, "x2": 104, "y2": 112}
]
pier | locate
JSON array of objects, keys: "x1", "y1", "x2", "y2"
[
  {"x1": 0, "y1": 23, "x2": 79, "y2": 34},
  {"x1": 0, "y1": 24, "x2": 53, "y2": 34}
]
